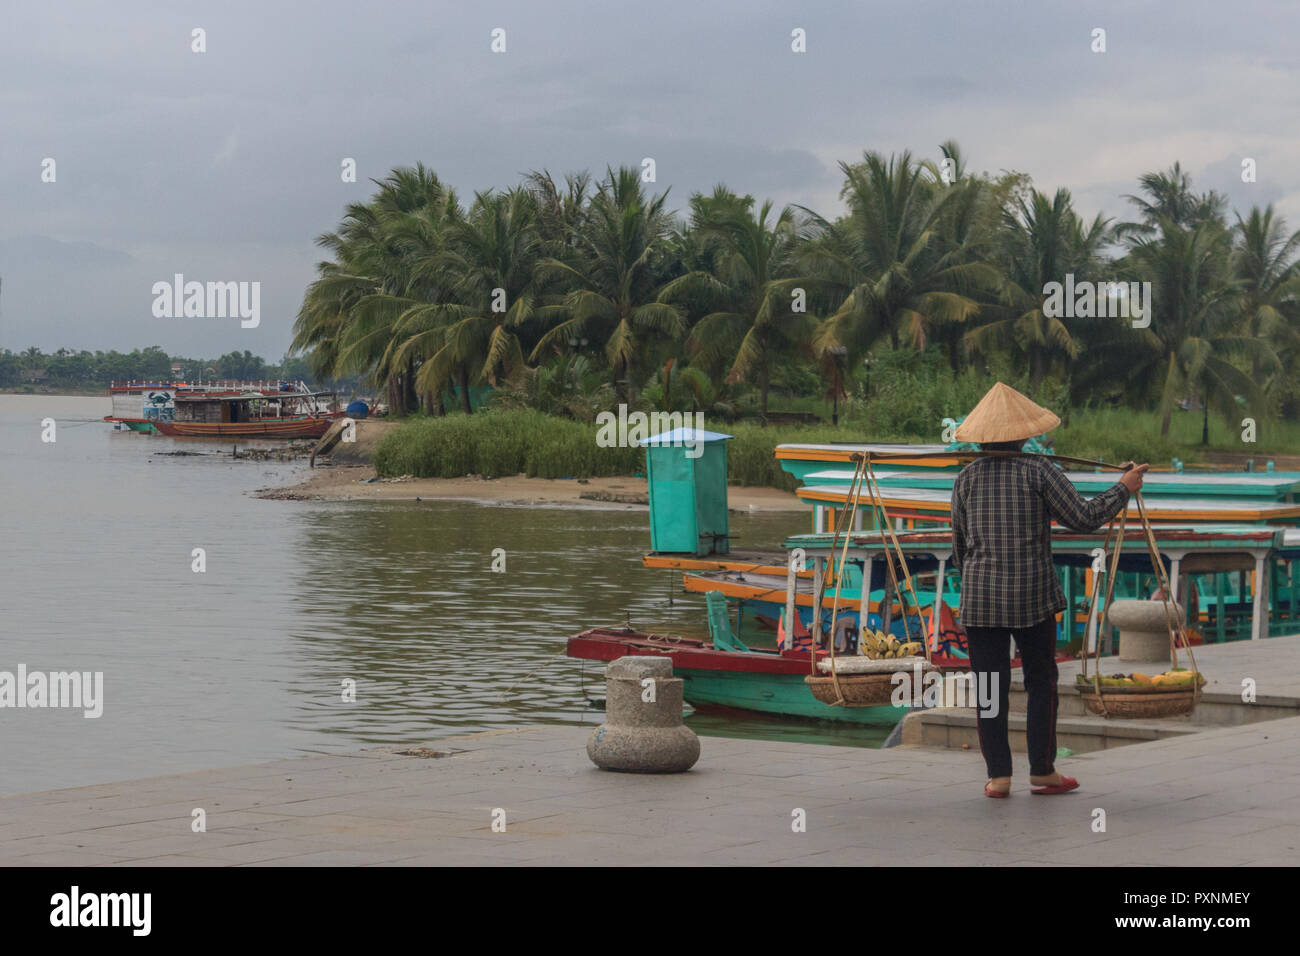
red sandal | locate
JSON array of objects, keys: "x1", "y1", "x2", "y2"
[
  {"x1": 984, "y1": 782, "x2": 1011, "y2": 798},
  {"x1": 1030, "y1": 775, "x2": 1079, "y2": 795}
]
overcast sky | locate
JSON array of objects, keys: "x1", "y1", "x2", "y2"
[{"x1": 3, "y1": 0, "x2": 1297, "y2": 360}]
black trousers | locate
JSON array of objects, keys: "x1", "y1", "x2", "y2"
[{"x1": 964, "y1": 616, "x2": 1058, "y2": 779}]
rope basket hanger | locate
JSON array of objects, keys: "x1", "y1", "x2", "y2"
[
  {"x1": 805, "y1": 452, "x2": 935, "y2": 708},
  {"x1": 1077, "y1": 487, "x2": 1204, "y2": 719}
]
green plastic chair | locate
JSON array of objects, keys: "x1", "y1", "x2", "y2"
[{"x1": 705, "y1": 590, "x2": 749, "y2": 652}]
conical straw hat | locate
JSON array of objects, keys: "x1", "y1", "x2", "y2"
[{"x1": 953, "y1": 382, "x2": 1061, "y2": 444}]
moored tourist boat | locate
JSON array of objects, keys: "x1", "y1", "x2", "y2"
[
  {"x1": 151, "y1": 386, "x2": 340, "y2": 439},
  {"x1": 796, "y1": 483, "x2": 1300, "y2": 527},
  {"x1": 798, "y1": 466, "x2": 1300, "y2": 500},
  {"x1": 567, "y1": 627, "x2": 912, "y2": 724},
  {"x1": 571, "y1": 428, "x2": 1300, "y2": 728},
  {"x1": 105, "y1": 380, "x2": 332, "y2": 435},
  {"x1": 104, "y1": 381, "x2": 182, "y2": 432}
]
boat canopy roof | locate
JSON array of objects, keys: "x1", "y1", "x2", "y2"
[
  {"x1": 783, "y1": 524, "x2": 1284, "y2": 573},
  {"x1": 174, "y1": 389, "x2": 335, "y2": 403},
  {"x1": 800, "y1": 467, "x2": 1300, "y2": 498},
  {"x1": 639, "y1": 427, "x2": 732, "y2": 445},
  {"x1": 785, "y1": 524, "x2": 1283, "y2": 551},
  {"x1": 776, "y1": 442, "x2": 949, "y2": 454},
  {"x1": 796, "y1": 483, "x2": 1300, "y2": 520}
]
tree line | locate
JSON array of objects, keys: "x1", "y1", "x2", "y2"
[
  {"x1": 0, "y1": 347, "x2": 339, "y2": 392},
  {"x1": 292, "y1": 143, "x2": 1299, "y2": 437}
]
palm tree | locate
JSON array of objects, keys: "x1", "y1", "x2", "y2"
[
  {"x1": 530, "y1": 166, "x2": 685, "y2": 402},
  {"x1": 659, "y1": 187, "x2": 812, "y2": 418},
  {"x1": 1127, "y1": 213, "x2": 1274, "y2": 440},
  {"x1": 799, "y1": 149, "x2": 999, "y2": 365},
  {"x1": 391, "y1": 188, "x2": 543, "y2": 413},
  {"x1": 524, "y1": 170, "x2": 592, "y2": 257},
  {"x1": 965, "y1": 187, "x2": 1113, "y2": 391},
  {"x1": 1119, "y1": 161, "x2": 1227, "y2": 236},
  {"x1": 641, "y1": 357, "x2": 716, "y2": 413},
  {"x1": 1112, "y1": 166, "x2": 1278, "y2": 440},
  {"x1": 292, "y1": 164, "x2": 452, "y2": 415},
  {"x1": 1232, "y1": 205, "x2": 1300, "y2": 386}
]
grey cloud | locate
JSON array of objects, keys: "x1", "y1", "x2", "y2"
[{"x1": 2, "y1": 0, "x2": 1297, "y2": 356}]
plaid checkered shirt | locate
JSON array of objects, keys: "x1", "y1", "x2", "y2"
[{"x1": 950, "y1": 456, "x2": 1130, "y2": 629}]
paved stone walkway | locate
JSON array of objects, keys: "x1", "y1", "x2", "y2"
[{"x1": 2, "y1": 714, "x2": 1297, "y2": 865}]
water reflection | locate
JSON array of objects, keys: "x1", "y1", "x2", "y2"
[
  {"x1": 2, "y1": 394, "x2": 889, "y2": 794},
  {"x1": 283, "y1": 501, "x2": 819, "y2": 743}
]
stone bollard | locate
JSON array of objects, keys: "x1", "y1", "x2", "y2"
[
  {"x1": 587, "y1": 656, "x2": 700, "y2": 773},
  {"x1": 1111, "y1": 599, "x2": 1183, "y2": 662}
]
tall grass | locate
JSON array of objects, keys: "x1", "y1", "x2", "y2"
[
  {"x1": 1056, "y1": 406, "x2": 1300, "y2": 462},
  {"x1": 374, "y1": 404, "x2": 1297, "y2": 487},
  {"x1": 374, "y1": 410, "x2": 641, "y2": 479},
  {"x1": 373, "y1": 411, "x2": 841, "y2": 485}
]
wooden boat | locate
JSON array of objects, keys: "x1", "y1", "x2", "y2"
[
  {"x1": 154, "y1": 415, "x2": 337, "y2": 439},
  {"x1": 776, "y1": 441, "x2": 1291, "y2": 484},
  {"x1": 642, "y1": 550, "x2": 792, "y2": 578},
  {"x1": 104, "y1": 381, "x2": 183, "y2": 432},
  {"x1": 800, "y1": 467, "x2": 1300, "y2": 500},
  {"x1": 775, "y1": 442, "x2": 956, "y2": 483},
  {"x1": 152, "y1": 387, "x2": 339, "y2": 439},
  {"x1": 574, "y1": 433, "x2": 1300, "y2": 730},
  {"x1": 567, "y1": 627, "x2": 910, "y2": 724},
  {"x1": 782, "y1": 524, "x2": 1290, "y2": 643},
  {"x1": 680, "y1": 567, "x2": 933, "y2": 623},
  {"x1": 105, "y1": 380, "x2": 333, "y2": 435},
  {"x1": 797, "y1": 484, "x2": 1300, "y2": 526}
]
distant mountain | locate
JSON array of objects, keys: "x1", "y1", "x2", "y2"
[{"x1": 0, "y1": 235, "x2": 134, "y2": 270}]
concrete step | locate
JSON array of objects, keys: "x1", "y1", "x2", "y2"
[
  {"x1": 900, "y1": 706, "x2": 1198, "y2": 754},
  {"x1": 1006, "y1": 682, "x2": 1300, "y2": 727}
]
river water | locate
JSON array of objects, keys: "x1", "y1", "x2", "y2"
[{"x1": 1, "y1": 394, "x2": 887, "y2": 794}]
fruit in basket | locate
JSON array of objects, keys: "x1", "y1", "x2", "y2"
[
  {"x1": 1078, "y1": 669, "x2": 1204, "y2": 690},
  {"x1": 1153, "y1": 669, "x2": 1201, "y2": 687}
]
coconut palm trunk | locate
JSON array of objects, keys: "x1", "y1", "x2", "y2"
[
  {"x1": 404, "y1": 358, "x2": 418, "y2": 414},
  {"x1": 388, "y1": 374, "x2": 402, "y2": 415},
  {"x1": 458, "y1": 365, "x2": 473, "y2": 414},
  {"x1": 1030, "y1": 350, "x2": 1046, "y2": 393}
]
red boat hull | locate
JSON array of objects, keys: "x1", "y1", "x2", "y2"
[
  {"x1": 152, "y1": 416, "x2": 337, "y2": 439},
  {"x1": 567, "y1": 627, "x2": 973, "y2": 673}
]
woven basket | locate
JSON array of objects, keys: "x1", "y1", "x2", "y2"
[
  {"x1": 805, "y1": 673, "x2": 897, "y2": 706},
  {"x1": 1075, "y1": 681, "x2": 1199, "y2": 719}
]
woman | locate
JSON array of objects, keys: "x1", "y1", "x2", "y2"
[{"x1": 949, "y1": 383, "x2": 1147, "y2": 798}]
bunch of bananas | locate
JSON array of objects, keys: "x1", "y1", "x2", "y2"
[
  {"x1": 1075, "y1": 668, "x2": 1205, "y2": 688},
  {"x1": 858, "y1": 629, "x2": 924, "y2": 660}
]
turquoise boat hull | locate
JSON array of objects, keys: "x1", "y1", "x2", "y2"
[{"x1": 677, "y1": 667, "x2": 902, "y2": 724}]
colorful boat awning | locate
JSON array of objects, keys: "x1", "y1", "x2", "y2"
[
  {"x1": 800, "y1": 467, "x2": 1300, "y2": 500},
  {"x1": 796, "y1": 484, "x2": 1300, "y2": 524}
]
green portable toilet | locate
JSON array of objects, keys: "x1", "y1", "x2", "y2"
[{"x1": 640, "y1": 427, "x2": 732, "y2": 556}]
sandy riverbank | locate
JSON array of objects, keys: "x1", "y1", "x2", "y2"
[{"x1": 255, "y1": 464, "x2": 804, "y2": 511}]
